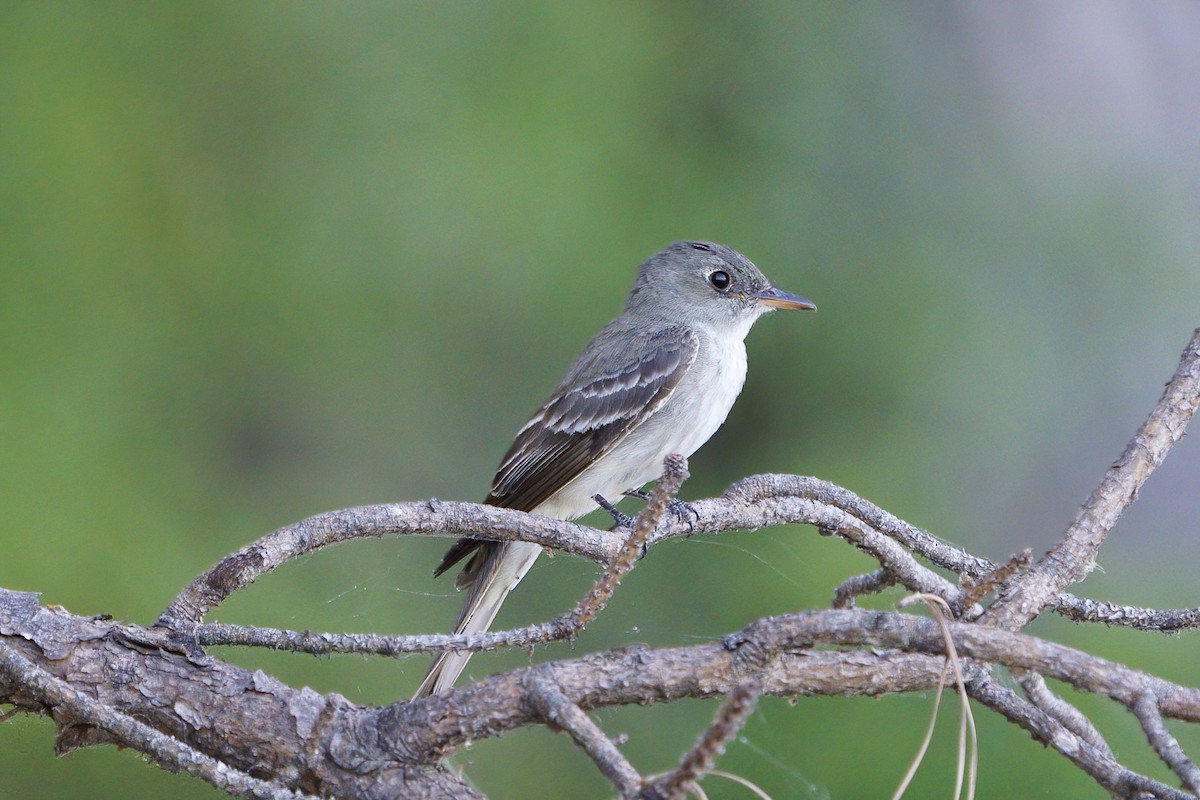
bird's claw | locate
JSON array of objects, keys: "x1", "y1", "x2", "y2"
[
  {"x1": 597, "y1": 491, "x2": 700, "y2": 536},
  {"x1": 667, "y1": 498, "x2": 699, "y2": 533},
  {"x1": 622, "y1": 490, "x2": 698, "y2": 532}
]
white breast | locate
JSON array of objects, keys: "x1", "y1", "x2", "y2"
[
  {"x1": 538, "y1": 325, "x2": 749, "y2": 520},
  {"x1": 667, "y1": 328, "x2": 747, "y2": 458}
]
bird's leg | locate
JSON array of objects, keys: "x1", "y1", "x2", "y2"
[
  {"x1": 593, "y1": 494, "x2": 635, "y2": 530},
  {"x1": 622, "y1": 489, "x2": 698, "y2": 532}
]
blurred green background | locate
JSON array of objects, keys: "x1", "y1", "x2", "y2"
[{"x1": 3, "y1": 2, "x2": 1199, "y2": 798}]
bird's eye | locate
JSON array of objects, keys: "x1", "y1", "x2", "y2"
[{"x1": 708, "y1": 270, "x2": 731, "y2": 291}]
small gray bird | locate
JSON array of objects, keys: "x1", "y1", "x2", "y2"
[{"x1": 414, "y1": 241, "x2": 815, "y2": 697}]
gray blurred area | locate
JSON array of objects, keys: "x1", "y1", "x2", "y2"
[{"x1": 3, "y1": 3, "x2": 1198, "y2": 797}]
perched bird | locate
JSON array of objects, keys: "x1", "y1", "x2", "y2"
[{"x1": 415, "y1": 241, "x2": 815, "y2": 697}]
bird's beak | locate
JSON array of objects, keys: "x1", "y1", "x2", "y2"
[{"x1": 752, "y1": 286, "x2": 817, "y2": 311}]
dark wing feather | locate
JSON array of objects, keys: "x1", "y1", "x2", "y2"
[{"x1": 433, "y1": 324, "x2": 699, "y2": 579}]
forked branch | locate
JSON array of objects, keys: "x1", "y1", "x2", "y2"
[{"x1": 2, "y1": 327, "x2": 1199, "y2": 799}]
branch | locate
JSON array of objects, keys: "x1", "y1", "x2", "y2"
[
  {"x1": 0, "y1": 589, "x2": 482, "y2": 800},
  {"x1": 642, "y1": 683, "x2": 761, "y2": 800},
  {"x1": 17, "y1": 326, "x2": 1200, "y2": 799},
  {"x1": 985, "y1": 327, "x2": 1200, "y2": 629},
  {"x1": 571, "y1": 453, "x2": 689, "y2": 628},
  {"x1": 1132, "y1": 693, "x2": 1200, "y2": 797},
  {"x1": 966, "y1": 670, "x2": 1191, "y2": 800},
  {"x1": 186, "y1": 457, "x2": 689, "y2": 659},
  {"x1": 10, "y1": 338, "x2": 1199, "y2": 800},
  {"x1": 721, "y1": 611, "x2": 1200, "y2": 722},
  {"x1": 184, "y1": 486, "x2": 961, "y2": 661},
  {"x1": 157, "y1": 501, "x2": 620, "y2": 628},
  {"x1": 525, "y1": 674, "x2": 643, "y2": 798},
  {"x1": 8, "y1": 585, "x2": 1200, "y2": 799},
  {"x1": 1053, "y1": 597, "x2": 1200, "y2": 632},
  {"x1": 832, "y1": 568, "x2": 895, "y2": 608},
  {"x1": 0, "y1": 638, "x2": 316, "y2": 800},
  {"x1": 163, "y1": 457, "x2": 1200, "y2": 677},
  {"x1": 1017, "y1": 670, "x2": 1113, "y2": 758}
]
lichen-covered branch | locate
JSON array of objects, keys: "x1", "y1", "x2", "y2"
[
  {"x1": 7, "y1": 589, "x2": 1200, "y2": 799},
  {"x1": 7, "y1": 327, "x2": 1200, "y2": 800}
]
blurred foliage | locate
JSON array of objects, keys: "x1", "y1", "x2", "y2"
[{"x1": 3, "y1": 2, "x2": 1199, "y2": 798}]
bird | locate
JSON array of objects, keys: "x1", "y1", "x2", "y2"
[{"x1": 414, "y1": 241, "x2": 815, "y2": 697}]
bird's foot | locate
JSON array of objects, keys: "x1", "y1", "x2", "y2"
[
  {"x1": 593, "y1": 494, "x2": 635, "y2": 530},
  {"x1": 622, "y1": 490, "x2": 699, "y2": 532}
]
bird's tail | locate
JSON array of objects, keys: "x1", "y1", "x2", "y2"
[{"x1": 413, "y1": 540, "x2": 543, "y2": 698}]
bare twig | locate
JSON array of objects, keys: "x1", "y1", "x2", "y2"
[
  {"x1": 985, "y1": 328, "x2": 1200, "y2": 630},
  {"x1": 176, "y1": 457, "x2": 689, "y2": 660},
  {"x1": 526, "y1": 674, "x2": 643, "y2": 798},
  {"x1": 1131, "y1": 693, "x2": 1200, "y2": 797},
  {"x1": 958, "y1": 550, "x2": 1031, "y2": 610},
  {"x1": 816, "y1": 504, "x2": 966, "y2": 605},
  {"x1": 571, "y1": 454, "x2": 689, "y2": 628},
  {"x1": 192, "y1": 619, "x2": 562, "y2": 656},
  {"x1": 642, "y1": 683, "x2": 761, "y2": 800},
  {"x1": 1017, "y1": 671, "x2": 1113, "y2": 758},
  {"x1": 966, "y1": 670, "x2": 1191, "y2": 800},
  {"x1": 158, "y1": 502, "x2": 620, "y2": 628},
  {"x1": 718, "y1": 475, "x2": 996, "y2": 578},
  {"x1": 832, "y1": 568, "x2": 895, "y2": 608}
]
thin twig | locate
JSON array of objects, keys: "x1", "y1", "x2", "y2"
[
  {"x1": 158, "y1": 501, "x2": 620, "y2": 627},
  {"x1": 1017, "y1": 671, "x2": 1113, "y2": 758},
  {"x1": 832, "y1": 568, "x2": 895, "y2": 608},
  {"x1": 719, "y1": 475, "x2": 996, "y2": 577},
  {"x1": 571, "y1": 454, "x2": 689, "y2": 628},
  {"x1": 641, "y1": 683, "x2": 761, "y2": 800},
  {"x1": 193, "y1": 619, "x2": 563, "y2": 656},
  {"x1": 958, "y1": 550, "x2": 1031, "y2": 610},
  {"x1": 526, "y1": 674, "x2": 643, "y2": 798},
  {"x1": 1131, "y1": 693, "x2": 1200, "y2": 796},
  {"x1": 967, "y1": 670, "x2": 1191, "y2": 800},
  {"x1": 984, "y1": 328, "x2": 1200, "y2": 630},
  {"x1": 186, "y1": 457, "x2": 689, "y2": 657}
]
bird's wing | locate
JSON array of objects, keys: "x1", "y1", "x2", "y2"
[{"x1": 433, "y1": 323, "x2": 700, "y2": 580}]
